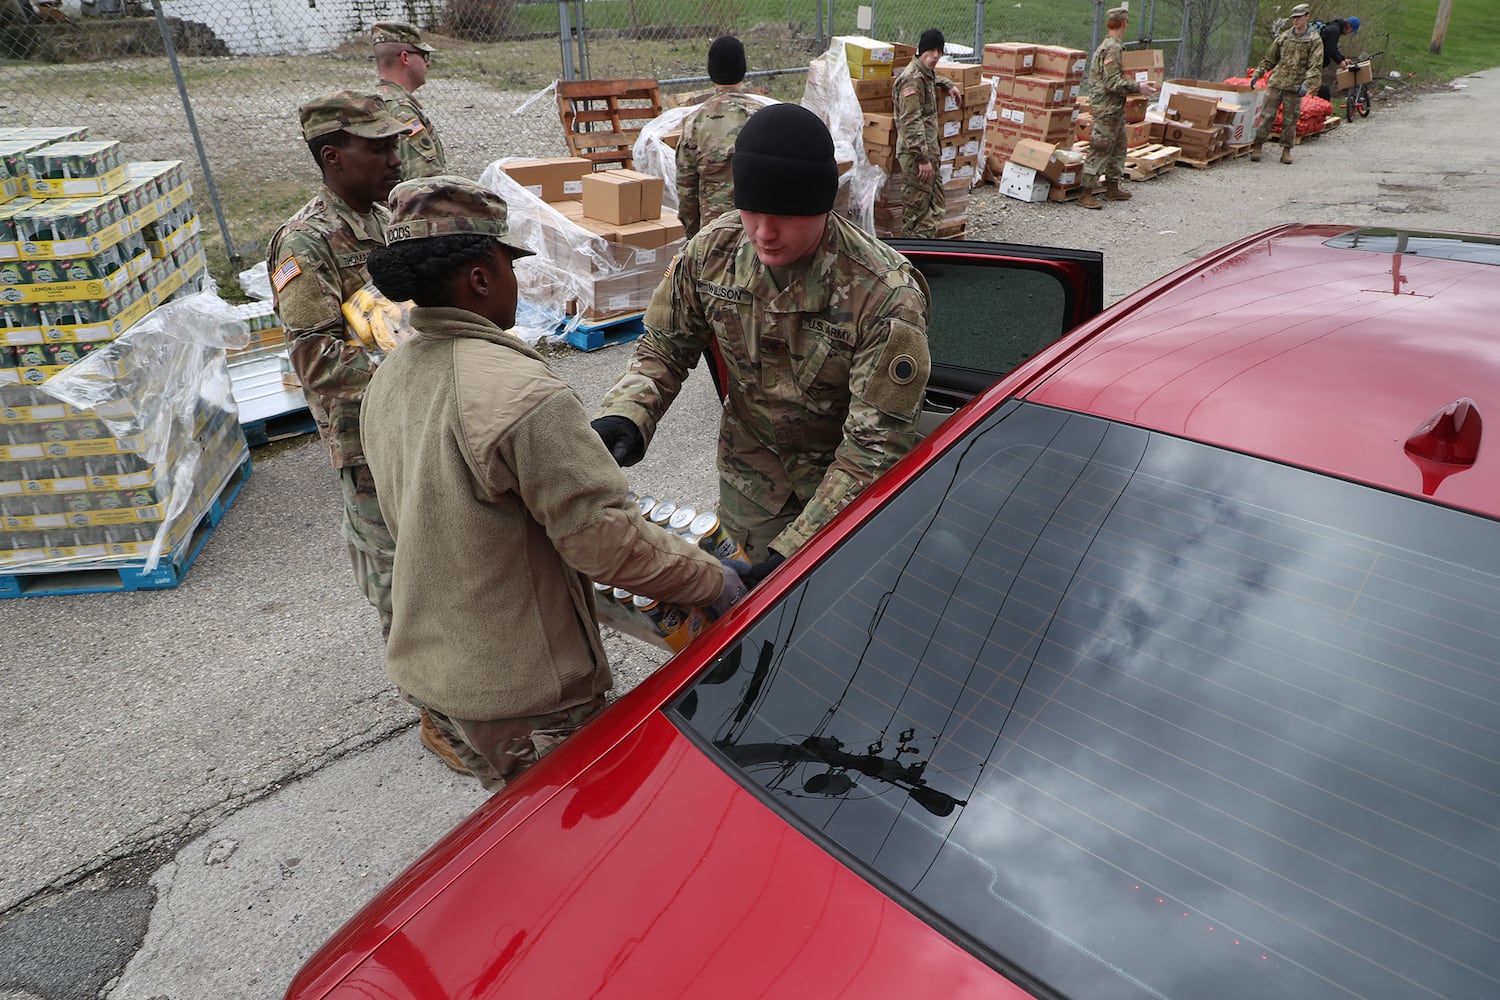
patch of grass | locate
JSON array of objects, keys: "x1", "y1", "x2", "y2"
[{"x1": 1383, "y1": 0, "x2": 1500, "y2": 82}]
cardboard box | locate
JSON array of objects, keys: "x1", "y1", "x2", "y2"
[
  {"x1": 580, "y1": 173, "x2": 640, "y2": 226},
  {"x1": 1010, "y1": 74, "x2": 1071, "y2": 108},
  {"x1": 1125, "y1": 95, "x2": 1149, "y2": 124},
  {"x1": 1012, "y1": 106, "x2": 1077, "y2": 144},
  {"x1": 865, "y1": 140, "x2": 895, "y2": 172},
  {"x1": 935, "y1": 59, "x2": 982, "y2": 89},
  {"x1": 502, "y1": 157, "x2": 592, "y2": 202},
  {"x1": 1125, "y1": 120, "x2": 1151, "y2": 147},
  {"x1": 613, "y1": 168, "x2": 663, "y2": 221},
  {"x1": 999, "y1": 161, "x2": 1049, "y2": 202},
  {"x1": 844, "y1": 36, "x2": 895, "y2": 67},
  {"x1": 1008, "y1": 137, "x2": 1083, "y2": 184},
  {"x1": 1121, "y1": 49, "x2": 1166, "y2": 88},
  {"x1": 850, "y1": 61, "x2": 893, "y2": 81},
  {"x1": 862, "y1": 111, "x2": 896, "y2": 146},
  {"x1": 854, "y1": 78, "x2": 894, "y2": 102},
  {"x1": 1335, "y1": 60, "x2": 1373, "y2": 90},
  {"x1": 1158, "y1": 79, "x2": 1266, "y2": 128},
  {"x1": 1167, "y1": 92, "x2": 1219, "y2": 129},
  {"x1": 1032, "y1": 45, "x2": 1087, "y2": 81},
  {"x1": 964, "y1": 83, "x2": 993, "y2": 110},
  {"x1": 1218, "y1": 106, "x2": 1256, "y2": 143},
  {"x1": 982, "y1": 42, "x2": 1035, "y2": 75}
]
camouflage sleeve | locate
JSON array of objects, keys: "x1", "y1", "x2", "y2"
[
  {"x1": 1302, "y1": 42, "x2": 1324, "y2": 92},
  {"x1": 771, "y1": 272, "x2": 932, "y2": 556},
  {"x1": 593, "y1": 247, "x2": 712, "y2": 448},
  {"x1": 1099, "y1": 44, "x2": 1140, "y2": 96},
  {"x1": 675, "y1": 123, "x2": 701, "y2": 239},
  {"x1": 893, "y1": 76, "x2": 928, "y2": 163},
  {"x1": 269, "y1": 227, "x2": 375, "y2": 403}
]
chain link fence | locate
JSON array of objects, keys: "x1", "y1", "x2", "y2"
[{"x1": 2, "y1": 0, "x2": 1264, "y2": 284}]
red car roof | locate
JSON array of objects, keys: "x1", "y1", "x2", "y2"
[{"x1": 1024, "y1": 225, "x2": 1500, "y2": 518}]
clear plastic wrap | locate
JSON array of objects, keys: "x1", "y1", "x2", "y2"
[
  {"x1": 803, "y1": 38, "x2": 889, "y2": 234},
  {"x1": 15, "y1": 287, "x2": 250, "y2": 574},
  {"x1": 477, "y1": 159, "x2": 685, "y2": 345}
]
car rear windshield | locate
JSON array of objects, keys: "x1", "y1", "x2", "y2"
[{"x1": 671, "y1": 401, "x2": 1500, "y2": 1000}]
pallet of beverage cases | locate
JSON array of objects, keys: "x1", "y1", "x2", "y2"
[
  {"x1": 0, "y1": 453, "x2": 250, "y2": 598},
  {"x1": 556, "y1": 311, "x2": 646, "y2": 353}
]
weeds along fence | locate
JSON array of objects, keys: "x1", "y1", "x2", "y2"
[{"x1": 1, "y1": 0, "x2": 1265, "y2": 278}]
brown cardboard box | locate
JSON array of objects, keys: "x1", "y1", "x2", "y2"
[
  {"x1": 1120, "y1": 49, "x2": 1166, "y2": 88},
  {"x1": 1032, "y1": 45, "x2": 1087, "y2": 81},
  {"x1": 863, "y1": 111, "x2": 896, "y2": 146},
  {"x1": 935, "y1": 59, "x2": 983, "y2": 88},
  {"x1": 1125, "y1": 95, "x2": 1148, "y2": 124},
  {"x1": 1009, "y1": 138, "x2": 1067, "y2": 182},
  {"x1": 501, "y1": 157, "x2": 592, "y2": 202},
  {"x1": 1167, "y1": 93, "x2": 1219, "y2": 130},
  {"x1": 854, "y1": 78, "x2": 893, "y2": 102},
  {"x1": 1335, "y1": 60, "x2": 1374, "y2": 90},
  {"x1": 1010, "y1": 74, "x2": 1072, "y2": 108},
  {"x1": 1011, "y1": 105, "x2": 1077, "y2": 142},
  {"x1": 865, "y1": 140, "x2": 896, "y2": 171},
  {"x1": 983, "y1": 42, "x2": 1035, "y2": 75},
  {"x1": 859, "y1": 94, "x2": 894, "y2": 114},
  {"x1": 984, "y1": 73, "x2": 1016, "y2": 102},
  {"x1": 614, "y1": 168, "x2": 664, "y2": 220},
  {"x1": 1125, "y1": 120, "x2": 1151, "y2": 147},
  {"x1": 1163, "y1": 123, "x2": 1220, "y2": 157},
  {"x1": 582, "y1": 172, "x2": 642, "y2": 225},
  {"x1": 964, "y1": 83, "x2": 992, "y2": 109}
]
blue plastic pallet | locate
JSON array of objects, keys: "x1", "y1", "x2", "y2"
[
  {"x1": 0, "y1": 455, "x2": 253, "y2": 599},
  {"x1": 558, "y1": 313, "x2": 646, "y2": 352},
  {"x1": 242, "y1": 407, "x2": 316, "y2": 448}
]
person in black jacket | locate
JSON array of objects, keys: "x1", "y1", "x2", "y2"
[{"x1": 1317, "y1": 17, "x2": 1360, "y2": 99}]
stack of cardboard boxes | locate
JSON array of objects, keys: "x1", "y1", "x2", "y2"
[
  {"x1": 499, "y1": 157, "x2": 685, "y2": 325},
  {"x1": 851, "y1": 38, "x2": 986, "y2": 237},
  {"x1": 1149, "y1": 80, "x2": 1265, "y2": 162},
  {"x1": 980, "y1": 42, "x2": 1089, "y2": 202},
  {"x1": 0, "y1": 125, "x2": 246, "y2": 578}
]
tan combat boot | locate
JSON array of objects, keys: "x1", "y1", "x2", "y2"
[
  {"x1": 419, "y1": 709, "x2": 470, "y2": 774},
  {"x1": 1078, "y1": 173, "x2": 1103, "y2": 209},
  {"x1": 1280, "y1": 146, "x2": 1293, "y2": 165},
  {"x1": 1103, "y1": 179, "x2": 1132, "y2": 201},
  {"x1": 1250, "y1": 140, "x2": 1263, "y2": 162}
]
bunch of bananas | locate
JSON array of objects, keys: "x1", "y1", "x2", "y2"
[{"x1": 341, "y1": 286, "x2": 408, "y2": 353}]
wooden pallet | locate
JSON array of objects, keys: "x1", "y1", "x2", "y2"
[
  {"x1": 1122, "y1": 143, "x2": 1182, "y2": 180},
  {"x1": 1268, "y1": 116, "x2": 1343, "y2": 144},
  {"x1": 1177, "y1": 144, "x2": 1247, "y2": 169},
  {"x1": 557, "y1": 79, "x2": 663, "y2": 171}
]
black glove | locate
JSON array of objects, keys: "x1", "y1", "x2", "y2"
[
  {"x1": 590, "y1": 415, "x2": 644, "y2": 467},
  {"x1": 1297, "y1": 85, "x2": 1308, "y2": 97},
  {"x1": 740, "y1": 551, "x2": 785, "y2": 589}
]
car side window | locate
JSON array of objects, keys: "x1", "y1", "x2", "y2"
[{"x1": 909, "y1": 257, "x2": 1071, "y2": 375}]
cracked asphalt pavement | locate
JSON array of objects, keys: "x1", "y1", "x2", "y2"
[{"x1": 1, "y1": 66, "x2": 1497, "y2": 1000}]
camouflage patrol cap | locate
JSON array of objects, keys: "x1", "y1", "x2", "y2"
[
  {"x1": 1107, "y1": 6, "x2": 1130, "y2": 19},
  {"x1": 385, "y1": 175, "x2": 534, "y2": 259},
  {"x1": 1288, "y1": 2, "x2": 1311, "y2": 15},
  {"x1": 299, "y1": 90, "x2": 411, "y2": 142},
  {"x1": 371, "y1": 21, "x2": 435, "y2": 53}
]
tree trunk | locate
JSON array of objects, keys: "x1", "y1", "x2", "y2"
[{"x1": 1429, "y1": 0, "x2": 1454, "y2": 55}]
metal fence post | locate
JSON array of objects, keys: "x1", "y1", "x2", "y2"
[
  {"x1": 558, "y1": 1, "x2": 575, "y2": 81},
  {"x1": 1175, "y1": 0, "x2": 1189, "y2": 79},
  {"x1": 972, "y1": 0, "x2": 984, "y2": 61},
  {"x1": 150, "y1": 0, "x2": 237, "y2": 265}
]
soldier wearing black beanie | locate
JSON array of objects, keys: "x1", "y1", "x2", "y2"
[
  {"x1": 594, "y1": 99, "x2": 933, "y2": 584},
  {"x1": 676, "y1": 34, "x2": 763, "y2": 237}
]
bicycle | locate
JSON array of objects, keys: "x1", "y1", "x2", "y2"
[{"x1": 1345, "y1": 50, "x2": 1385, "y2": 122}]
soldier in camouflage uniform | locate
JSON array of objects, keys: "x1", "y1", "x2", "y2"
[
  {"x1": 372, "y1": 21, "x2": 448, "y2": 180},
  {"x1": 892, "y1": 29, "x2": 961, "y2": 238},
  {"x1": 1080, "y1": 7, "x2": 1158, "y2": 210},
  {"x1": 676, "y1": 35, "x2": 765, "y2": 239},
  {"x1": 592, "y1": 104, "x2": 932, "y2": 587},
  {"x1": 1249, "y1": 3, "x2": 1324, "y2": 164}
]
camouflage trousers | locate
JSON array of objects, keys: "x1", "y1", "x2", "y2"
[
  {"x1": 338, "y1": 464, "x2": 395, "y2": 639},
  {"x1": 1083, "y1": 110, "x2": 1127, "y2": 182},
  {"x1": 1256, "y1": 88, "x2": 1303, "y2": 148},
  {"x1": 402, "y1": 691, "x2": 608, "y2": 792},
  {"x1": 897, "y1": 151, "x2": 945, "y2": 238},
  {"x1": 718, "y1": 477, "x2": 801, "y2": 563}
]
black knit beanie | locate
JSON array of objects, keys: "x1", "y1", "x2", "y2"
[
  {"x1": 918, "y1": 28, "x2": 945, "y2": 55},
  {"x1": 732, "y1": 104, "x2": 837, "y2": 216},
  {"x1": 707, "y1": 35, "x2": 746, "y2": 85}
]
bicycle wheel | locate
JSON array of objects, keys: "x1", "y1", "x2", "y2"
[
  {"x1": 1357, "y1": 85, "x2": 1371, "y2": 117},
  {"x1": 1346, "y1": 87, "x2": 1356, "y2": 122}
]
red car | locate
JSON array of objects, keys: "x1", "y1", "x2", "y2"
[{"x1": 289, "y1": 225, "x2": 1500, "y2": 1000}]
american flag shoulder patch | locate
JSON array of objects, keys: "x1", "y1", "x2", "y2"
[
  {"x1": 407, "y1": 118, "x2": 424, "y2": 135},
  {"x1": 271, "y1": 256, "x2": 302, "y2": 292}
]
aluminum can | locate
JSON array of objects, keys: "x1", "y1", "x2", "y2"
[
  {"x1": 634, "y1": 494, "x2": 657, "y2": 520},
  {"x1": 647, "y1": 499, "x2": 676, "y2": 528},
  {"x1": 689, "y1": 510, "x2": 747, "y2": 563}
]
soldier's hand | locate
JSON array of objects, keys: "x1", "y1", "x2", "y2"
[
  {"x1": 740, "y1": 550, "x2": 785, "y2": 589},
  {"x1": 590, "y1": 415, "x2": 644, "y2": 467},
  {"x1": 1248, "y1": 70, "x2": 1260, "y2": 85},
  {"x1": 709, "y1": 559, "x2": 751, "y2": 618},
  {"x1": 1140, "y1": 81, "x2": 1159, "y2": 97},
  {"x1": 1297, "y1": 85, "x2": 1308, "y2": 97},
  {"x1": 917, "y1": 161, "x2": 934, "y2": 182}
]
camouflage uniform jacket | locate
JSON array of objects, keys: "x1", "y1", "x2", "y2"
[
  {"x1": 1257, "y1": 26, "x2": 1324, "y2": 93},
  {"x1": 267, "y1": 184, "x2": 387, "y2": 469},
  {"x1": 676, "y1": 89, "x2": 762, "y2": 239},
  {"x1": 892, "y1": 59, "x2": 957, "y2": 166},
  {"x1": 375, "y1": 79, "x2": 447, "y2": 180},
  {"x1": 1088, "y1": 36, "x2": 1141, "y2": 116},
  {"x1": 595, "y1": 212, "x2": 933, "y2": 557},
  {"x1": 361, "y1": 306, "x2": 724, "y2": 720}
]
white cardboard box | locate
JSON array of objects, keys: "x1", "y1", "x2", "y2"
[{"x1": 999, "y1": 162, "x2": 1049, "y2": 203}]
